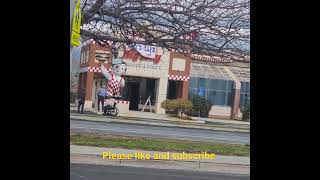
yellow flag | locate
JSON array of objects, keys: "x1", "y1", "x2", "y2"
[{"x1": 71, "y1": 0, "x2": 81, "y2": 47}]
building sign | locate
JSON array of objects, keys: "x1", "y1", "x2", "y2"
[
  {"x1": 122, "y1": 45, "x2": 161, "y2": 64},
  {"x1": 134, "y1": 44, "x2": 157, "y2": 59},
  {"x1": 123, "y1": 59, "x2": 160, "y2": 69}
]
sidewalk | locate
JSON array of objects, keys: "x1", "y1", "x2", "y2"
[
  {"x1": 71, "y1": 145, "x2": 249, "y2": 165},
  {"x1": 70, "y1": 105, "x2": 250, "y2": 133},
  {"x1": 70, "y1": 145, "x2": 250, "y2": 174}
]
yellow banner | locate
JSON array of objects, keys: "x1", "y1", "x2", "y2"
[
  {"x1": 71, "y1": 32, "x2": 80, "y2": 47},
  {"x1": 71, "y1": 0, "x2": 81, "y2": 47}
]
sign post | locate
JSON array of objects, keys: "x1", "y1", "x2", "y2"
[
  {"x1": 70, "y1": 0, "x2": 78, "y2": 79},
  {"x1": 71, "y1": 0, "x2": 81, "y2": 47},
  {"x1": 198, "y1": 87, "x2": 205, "y2": 117},
  {"x1": 198, "y1": 87, "x2": 205, "y2": 97}
]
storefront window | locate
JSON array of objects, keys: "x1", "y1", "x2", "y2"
[
  {"x1": 198, "y1": 78, "x2": 206, "y2": 87},
  {"x1": 240, "y1": 81, "x2": 250, "y2": 107},
  {"x1": 188, "y1": 77, "x2": 233, "y2": 107},
  {"x1": 215, "y1": 91, "x2": 227, "y2": 106},
  {"x1": 189, "y1": 78, "x2": 198, "y2": 88}
]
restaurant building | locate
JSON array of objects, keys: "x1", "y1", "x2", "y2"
[{"x1": 77, "y1": 39, "x2": 250, "y2": 119}]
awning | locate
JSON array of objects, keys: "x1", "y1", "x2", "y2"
[
  {"x1": 191, "y1": 54, "x2": 234, "y2": 63},
  {"x1": 190, "y1": 63, "x2": 233, "y2": 80},
  {"x1": 227, "y1": 66, "x2": 250, "y2": 82}
]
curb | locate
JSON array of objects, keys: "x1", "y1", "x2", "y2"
[
  {"x1": 70, "y1": 153, "x2": 250, "y2": 175},
  {"x1": 70, "y1": 115, "x2": 250, "y2": 133},
  {"x1": 70, "y1": 152, "x2": 250, "y2": 166},
  {"x1": 71, "y1": 112, "x2": 205, "y2": 126},
  {"x1": 70, "y1": 144, "x2": 250, "y2": 166},
  {"x1": 70, "y1": 110, "x2": 249, "y2": 128}
]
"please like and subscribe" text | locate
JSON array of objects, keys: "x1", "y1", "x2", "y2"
[{"x1": 102, "y1": 151, "x2": 216, "y2": 160}]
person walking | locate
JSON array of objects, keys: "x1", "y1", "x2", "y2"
[
  {"x1": 78, "y1": 88, "x2": 86, "y2": 114},
  {"x1": 97, "y1": 85, "x2": 107, "y2": 112}
]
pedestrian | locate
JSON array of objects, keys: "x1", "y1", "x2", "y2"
[
  {"x1": 97, "y1": 85, "x2": 107, "y2": 112},
  {"x1": 78, "y1": 88, "x2": 86, "y2": 114}
]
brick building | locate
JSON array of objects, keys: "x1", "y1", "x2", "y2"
[{"x1": 77, "y1": 39, "x2": 250, "y2": 119}]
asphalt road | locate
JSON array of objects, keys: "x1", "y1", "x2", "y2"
[
  {"x1": 70, "y1": 163, "x2": 249, "y2": 180},
  {"x1": 70, "y1": 119, "x2": 250, "y2": 144}
]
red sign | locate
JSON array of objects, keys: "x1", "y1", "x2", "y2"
[{"x1": 122, "y1": 48, "x2": 161, "y2": 64}]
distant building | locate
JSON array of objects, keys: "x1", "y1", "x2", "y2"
[{"x1": 70, "y1": 45, "x2": 81, "y2": 93}]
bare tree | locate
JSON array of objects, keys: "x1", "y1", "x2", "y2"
[{"x1": 80, "y1": 0, "x2": 249, "y2": 61}]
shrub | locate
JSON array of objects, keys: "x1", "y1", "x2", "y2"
[
  {"x1": 241, "y1": 103, "x2": 250, "y2": 121},
  {"x1": 176, "y1": 99, "x2": 193, "y2": 117},
  {"x1": 161, "y1": 99, "x2": 178, "y2": 114},
  {"x1": 190, "y1": 95, "x2": 212, "y2": 118},
  {"x1": 161, "y1": 99, "x2": 193, "y2": 117}
]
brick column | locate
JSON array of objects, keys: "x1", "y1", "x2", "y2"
[
  {"x1": 230, "y1": 87, "x2": 241, "y2": 119},
  {"x1": 181, "y1": 80, "x2": 189, "y2": 100},
  {"x1": 85, "y1": 72, "x2": 94, "y2": 101},
  {"x1": 154, "y1": 51, "x2": 170, "y2": 114},
  {"x1": 83, "y1": 42, "x2": 98, "y2": 108},
  {"x1": 223, "y1": 66, "x2": 241, "y2": 119},
  {"x1": 154, "y1": 78, "x2": 168, "y2": 114},
  {"x1": 168, "y1": 51, "x2": 191, "y2": 101}
]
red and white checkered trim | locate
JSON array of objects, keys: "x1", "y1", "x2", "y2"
[
  {"x1": 104, "y1": 99, "x2": 129, "y2": 104},
  {"x1": 87, "y1": 67, "x2": 112, "y2": 73},
  {"x1": 170, "y1": 49, "x2": 191, "y2": 54},
  {"x1": 88, "y1": 67, "x2": 101, "y2": 72},
  {"x1": 168, "y1": 75, "x2": 190, "y2": 81},
  {"x1": 116, "y1": 100, "x2": 129, "y2": 104},
  {"x1": 82, "y1": 39, "x2": 114, "y2": 47},
  {"x1": 81, "y1": 39, "x2": 96, "y2": 47}
]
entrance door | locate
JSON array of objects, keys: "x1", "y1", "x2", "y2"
[
  {"x1": 128, "y1": 82, "x2": 140, "y2": 110},
  {"x1": 167, "y1": 80, "x2": 183, "y2": 99},
  {"x1": 167, "y1": 80, "x2": 176, "y2": 99}
]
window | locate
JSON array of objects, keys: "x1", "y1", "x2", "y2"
[
  {"x1": 227, "y1": 81, "x2": 234, "y2": 91},
  {"x1": 198, "y1": 78, "x2": 206, "y2": 87},
  {"x1": 189, "y1": 78, "x2": 198, "y2": 88},
  {"x1": 207, "y1": 90, "x2": 216, "y2": 104},
  {"x1": 215, "y1": 91, "x2": 226, "y2": 106},
  {"x1": 189, "y1": 77, "x2": 234, "y2": 107},
  {"x1": 240, "y1": 82, "x2": 250, "y2": 107},
  {"x1": 226, "y1": 92, "x2": 232, "y2": 106}
]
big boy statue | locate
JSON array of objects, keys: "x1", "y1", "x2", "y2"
[{"x1": 96, "y1": 51, "x2": 127, "y2": 97}]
